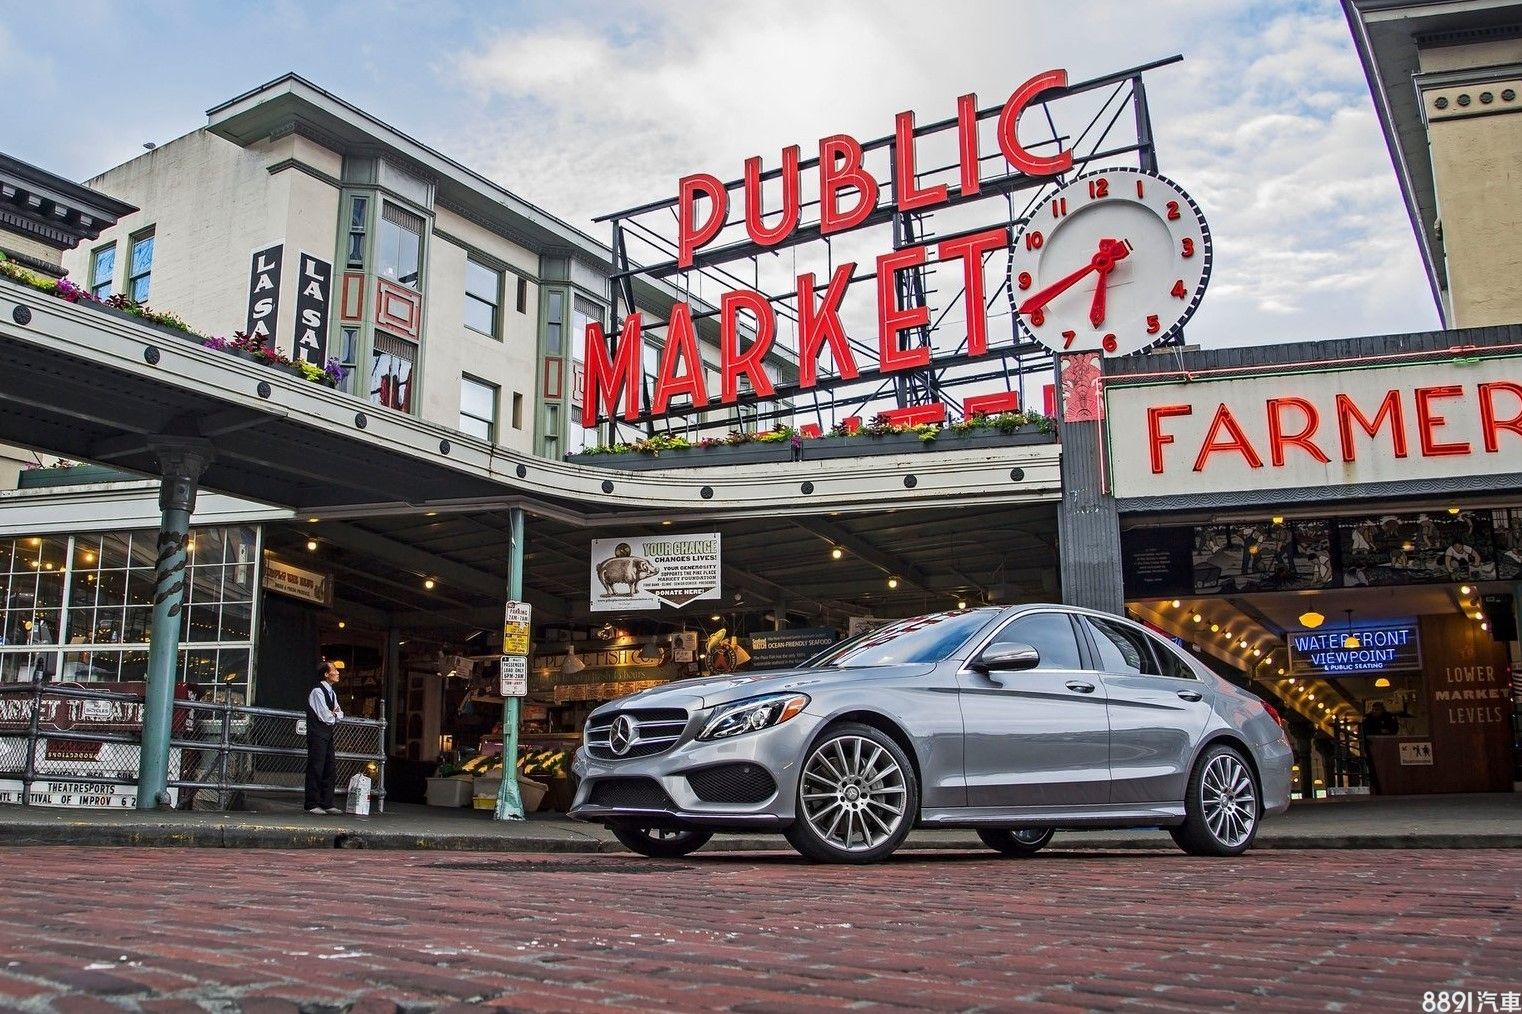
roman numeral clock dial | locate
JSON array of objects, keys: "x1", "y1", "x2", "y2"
[{"x1": 1011, "y1": 168, "x2": 1211, "y2": 356}]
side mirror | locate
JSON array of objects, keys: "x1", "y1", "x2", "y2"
[{"x1": 973, "y1": 642, "x2": 1041, "y2": 674}]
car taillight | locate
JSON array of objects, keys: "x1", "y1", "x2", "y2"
[{"x1": 1261, "y1": 701, "x2": 1282, "y2": 727}]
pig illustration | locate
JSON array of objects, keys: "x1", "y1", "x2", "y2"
[{"x1": 597, "y1": 554, "x2": 659, "y2": 596}]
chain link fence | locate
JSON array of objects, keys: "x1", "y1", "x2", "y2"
[{"x1": 0, "y1": 681, "x2": 386, "y2": 812}]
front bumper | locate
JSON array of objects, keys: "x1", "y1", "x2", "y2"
[{"x1": 567, "y1": 711, "x2": 825, "y2": 831}]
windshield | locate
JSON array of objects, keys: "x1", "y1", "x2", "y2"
[{"x1": 803, "y1": 609, "x2": 1000, "y2": 668}]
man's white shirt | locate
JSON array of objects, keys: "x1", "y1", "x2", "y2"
[{"x1": 308, "y1": 683, "x2": 343, "y2": 725}]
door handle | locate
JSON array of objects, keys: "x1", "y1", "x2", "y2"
[
  {"x1": 1065, "y1": 681, "x2": 1096, "y2": 694},
  {"x1": 1177, "y1": 690, "x2": 1203, "y2": 702}
]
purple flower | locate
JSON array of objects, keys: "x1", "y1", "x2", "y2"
[{"x1": 323, "y1": 357, "x2": 347, "y2": 382}]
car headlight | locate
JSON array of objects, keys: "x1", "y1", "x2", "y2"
[{"x1": 698, "y1": 693, "x2": 810, "y2": 741}]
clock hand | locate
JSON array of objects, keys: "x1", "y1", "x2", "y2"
[
  {"x1": 1018, "y1": 238, "x2": 1131, "y2": 318},
  {"x1": 1087, "y1": 239, "x2": 1133, "y2": 328}
]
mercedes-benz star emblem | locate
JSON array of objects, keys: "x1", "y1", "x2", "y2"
[{"x1": 608, "y1": 715, "x2": 638, "y2": 756}]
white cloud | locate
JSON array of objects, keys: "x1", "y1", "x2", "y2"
[{"x1": 439, "y1": 0, "x2": 1437, "y2": 348}]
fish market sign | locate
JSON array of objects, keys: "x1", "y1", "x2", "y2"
[
  {"x1": 1288, "y1": 621, "x2": 1422, "y2": 677},
  {"x1": 590, "y1": 533, "x2": 721, "y2": 611}
]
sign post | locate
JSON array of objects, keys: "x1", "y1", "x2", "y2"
[{"x1": 494, "y1": 508, "x2": 527, "y2": 821}]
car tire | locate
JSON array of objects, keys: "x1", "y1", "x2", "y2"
[
  {"x1": 1170, "y1": 743, "x2": 1261, "y2": 857},
  {"x1": 784, "y1": 722, "x2": 919, "y2": 864},
  {"x1": 610, "y1": 825, "x2": 713, "y2": 858},
  {"x1": 977, "y1": 827, "x2": 1055, "y2": 857}
]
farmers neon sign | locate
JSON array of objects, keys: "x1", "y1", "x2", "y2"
[{"x1": 582, "y1": 70, "x2": 1076, "y2": 428}]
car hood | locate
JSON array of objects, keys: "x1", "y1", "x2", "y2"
[{"x1": 589, "y1": 664, "x2": 936, "y2": 716}]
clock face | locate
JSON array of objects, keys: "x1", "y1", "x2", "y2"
[{"x1": 1009, "y1": 168, "x2": 1211, "y2": 357}]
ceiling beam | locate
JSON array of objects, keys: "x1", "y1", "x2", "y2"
[{"x1": 789, "y1": 518, "x2": 933, "y2": 592}]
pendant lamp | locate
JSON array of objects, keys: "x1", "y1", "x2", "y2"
[{"x1": 1341, "y1": 610, "x2": 1361, "y2": 650}]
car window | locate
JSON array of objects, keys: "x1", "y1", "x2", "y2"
[
  {"x1": 1082, "y1": 617, "x2": 1161, "y2": 676},
  {"x1": 807, "y1": 609, "x2": 998, "y2": 668},
  {"x1": 1149, "y1": 638, "x2": 1200, "y2": 680},
  {"x1": 983, "y1": 612, "x2": 1083, "y2": 671}
]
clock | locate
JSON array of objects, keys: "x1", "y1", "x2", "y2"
[{"x1": 1009, "y1": 167, "x2": 1211, "y2": 357}]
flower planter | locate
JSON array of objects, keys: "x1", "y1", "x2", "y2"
[
  {"x1": 569, "y1": 442, "x2": 798, "y2": 470},
  {"x1": 803, "y1": 428, "x2": 1053, "y2": 461}
]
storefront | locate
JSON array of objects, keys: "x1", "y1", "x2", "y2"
[{"x1": 1102, "y1": 330, "x2": 1522, "y2": 797}]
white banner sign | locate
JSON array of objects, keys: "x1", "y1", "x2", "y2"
[
  {"x1": 0, "y1": 742, "x2": 180, "y2": 808},
  {"x1": 500, "y1": 656, "x2": 528, "y2": 697},
  {"x1": 1106, "y1": 358, "x2": 1522, "y2": 499},
  {"x1": 262, "y1": 555, "x2": 334, "y2": 607},
  {"x1": 590, "y1": 533, "x2": 721, "y2": 611}
]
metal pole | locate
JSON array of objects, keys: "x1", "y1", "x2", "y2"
[
  {"x1": 495, "y1": 506, "x2": 526, "y2": 820},
  {"x1": 138, "y1": 439, "x2": 212, "y2": 811}
]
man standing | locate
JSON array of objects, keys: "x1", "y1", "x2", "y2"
[{"x1": 305, "y1": 661, "x2": 344, "y2": 815}]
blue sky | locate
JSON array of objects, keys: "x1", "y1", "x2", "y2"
[{"x1": 0, "y1": 0, "x2": 1439, "y2": 346}]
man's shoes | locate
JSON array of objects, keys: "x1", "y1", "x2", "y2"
[
  {"x1": 308, "y1": 807, "x2": 326, "y2": 815},
  {"x1": 325, "y1": 808, "x2": 344, "y2": 815}
]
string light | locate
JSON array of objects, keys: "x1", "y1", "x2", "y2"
[{"x1": 424, "y1": 578, "x2": 436, "y2": 590}]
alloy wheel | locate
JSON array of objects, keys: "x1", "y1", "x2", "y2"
[
  {"x1": 799, "y1": 734, "x2": 908, "y2": 853},
  {"x1": 1201, "y1": 752, "x2": 1258, "y2": 848},
  {"x1": 1010, "y1": 828, "x2": 1049, "y2": 846}
]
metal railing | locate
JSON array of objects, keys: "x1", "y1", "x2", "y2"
[{"x1": 0, "y1": 681, "x2": 386, "y2": 812}]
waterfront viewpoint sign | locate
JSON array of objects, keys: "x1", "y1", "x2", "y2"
[
  {"x1": 582, "y1": 71, "x2": 1081, "y2": 428},
  {"x1": 1107, "y1": 358, "x2": 1522, "y2": 499}
]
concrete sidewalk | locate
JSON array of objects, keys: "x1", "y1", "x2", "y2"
[{"x1": 1, "y1": 792, "x2": 1519, "y2": 851}]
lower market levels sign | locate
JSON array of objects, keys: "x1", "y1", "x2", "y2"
[{"x1": 1287, "y1": 621, "x2": 1422, "y2": 677}]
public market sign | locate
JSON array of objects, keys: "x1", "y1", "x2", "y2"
[
  {"x1": 1107, "y1": 358, "x2": 1522, "y2": 499},
  {"x1": 1287, "y1": 621, "x2": 1422, "y2": 677},
  {"x1": 590, "y1": 533, "x2": 720, "y2": 611},
  {"x1": 583, "y1": 71, "x2": 1082, "y2": 428}
]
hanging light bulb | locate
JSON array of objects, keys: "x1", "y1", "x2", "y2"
[
  {"x1": 887, "y1": 576, "x2": 899, "y2": 589},
  {"x1": 830, "y1": 546, "x2": 843, "y2": 560},
  {"x1": 1342, "y1": 609, "x2": 1360, "y2": 650},
  {"x1": 1374, "y1": 677, "x2": 1391, "y2": 688},
  {"x1": 561, "y1": 645, "x2": 586, "y2": 675},
  {"x1": 1298, "y1": 611, "x2": 1325, "y2": 629}
]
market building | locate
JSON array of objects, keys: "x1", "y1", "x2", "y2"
[{"x1": 0, "y1": 7, "x2": 1518, "y2": 814}]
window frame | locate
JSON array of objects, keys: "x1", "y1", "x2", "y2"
[
  {"x1": 463, "y1": 257, "x2": 502, "y2": 339},
  {"x1": 459, "y1": 374, "x2": 498, "y2": 442},
  {"x1": 1078, "y1": 615, "x2": 1197, "y2": 680},
  {"x1": 375, "y1": 201, "x2": 424, "y2": 290},
  {"x1": 977, "y1": 609, "x2": 1088, "y2": 673},
  {"x1": 126, "y1": 229, "x2": 155, "y2": 302},
  {"x1": 89, "y1": 243, "x2": 116, "y2": 300}
]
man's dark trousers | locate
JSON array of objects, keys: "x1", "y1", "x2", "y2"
[{"x1": 305, "y1": 723, "x2": 337, "y2": 810}]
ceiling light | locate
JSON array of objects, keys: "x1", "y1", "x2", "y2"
[
  {"x1": 561, "y1": 645, "x2": 586, "y2": 675},
  {"x1": 1473, "y1": 611, "x2": 1485, "y2": 621},
  {"x1": 1192, "y1": 613, "x2": 1202, "y2": 624},
  {"x1": 1239, "y1": 640, "x2": 1248, "y2": 648},
  {"x1": 306, "y1": 540, "x2": 318, "y2": 552},
  {"x1": 424, "y1": 578, "x2": 436, "y2": 590},
  {"x1": 1460, "y1": 585, "x2": 1473, "y2": 595},
  {"x1": 1318, "y1": 703, "x2": 1326, "y2": 710},
  {"x1": 426, "y1": 511, "x2": 438, "y2": 517},
  {"x1": 1342, "y1": 609, "x2": 1359, "y2": 649},
  {"x1": 710, "y1": 613, "x2": 721, "y2": 621},
  {"x1": 831, "y1": 546, "x2": 843, "y2": 560},
  {"x1": 186, "y1": 537, "x2": 196, "y2": 551},
  {"x1": 83, "y1": 551, "x2": 96, "y2": 564},
  {"x1": 1271, "y1": 516, "x2": 1284, "y2": 525},
  {"x1": 957, "y1": 600, "x2": 967, "y2": 609},
  {"x1": 661, "y1": 520, "x2": 672, "y2": 526},
  {"x1": 1223, "y1": 630, "x2": 1232, "y2": 639},
  {"x1": 1307, "y1": 693, "x2": 1315, "y2": 701},
  {"x1": 1253, "y1": 648, "x2": 1262, "y2": 657},
  {"x1": 1374, "y1": 677, "x2": 1390, "y2": 688},
  {"x1": 337, "y1": 620, "x2": 346, "y2": 629},
  {"x1": 1209, "y1": 623, "x2": 1220, "y2": 632},
  {"x1": 887, "y1": 576, "x2": 899, "y2": 589},
  {"x1": 1277, "y1": 668, "x2": 1285, "y2": 676},
  {"x1": 1171, "y1": 599, "x2": 1181, "y2": 609},
  {"x1": 1298, "y1": 611, "x2": 1325, "y2": 629},
  {"x1": 1448, "y1": 506, "x2": 1460, "y2": 515},
  {"x1": 307, "y1": 517, "x2": 319, "y2": 523}
]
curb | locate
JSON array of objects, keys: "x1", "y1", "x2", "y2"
[{"x1": 1, "y1": 822, "x2": 1519, "y2": 852}]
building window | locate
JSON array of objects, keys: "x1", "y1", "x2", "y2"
[
  {"x1": 346, "y1": 196, "x2": 369, "y2": 269},
  {"x1": 376, "y1": 203, "x2": 423, "y2": 289},
  {"x1": 543, "y1": 403, "x2": 560, "y2": 458},
  {"x1": 511, "y1": 392, "x2": 524, "y2": 430},
  {"x1": 573, "y1": 295, "x2": 602, "y2": 357},
  {"x1": 464, "y1": 259, "x2": 501, "y2": 337},
  {"x1": 89, "y1": 244, "x2": 116, "y2": 300},
  {"x1": 127, "y1": 231, "x2": 154, "y2": 302},
  {"x1": 516, "y1": 276, "x2": 528, "y2": 314},
  {"x1": 338, "y1": 327, "x2": 360, "y2": 393},
  {"x1": 459, "y1": 375, "x2": 497, "y2": 441},
  {"x1": 544, "y1": 290, "x2": 564, "y2": 355},
  {"x1": 370, "y1": 331, "x2": 416, "y2": 413}
]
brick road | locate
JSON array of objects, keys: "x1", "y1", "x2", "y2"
[{"x1": 0, "y1": 848, "x2": 1517, "y2": 1012}]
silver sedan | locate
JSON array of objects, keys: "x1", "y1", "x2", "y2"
[{"x1": 569, "y1": 605, "x2": 1293, "y2": 863}]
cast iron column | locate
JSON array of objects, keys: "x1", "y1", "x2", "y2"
[
  {"x1": 494, "y1": 506, "x2": 526, "y2": 820},
  {"x1": 1055, "y1": 355, "x2": 1125, "y2": 614},
  {"x1": 138, "y1": 438, "x2": 213, "y2": 810}
]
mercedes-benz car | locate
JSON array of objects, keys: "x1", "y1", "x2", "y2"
[{"x1": 568, "y1": 605, "x2": 1292, "y2": 864}]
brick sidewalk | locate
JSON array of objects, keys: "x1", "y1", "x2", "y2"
[{"x1": 0, "y1": 847, "x2": 1518, "y2": 1011}]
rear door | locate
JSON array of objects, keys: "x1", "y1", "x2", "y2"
[
  {"x1": 1077, "y1": 615, "x2": 1213, "y2": 804},
  {"x1": 958, "y1": 610, "x2": 1112, "y2": 807}
]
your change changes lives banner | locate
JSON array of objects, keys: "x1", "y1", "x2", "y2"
[{"x1": 590, "y1": 533, "x2": 720, "y2": 611}]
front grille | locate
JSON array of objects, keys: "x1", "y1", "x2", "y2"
[
  {"x1": 585, "y1": 708, "x2": 689, "y2": 760},
  {"x1": 687, "y1": 763, "x2": 777, "y2": 804},
  {"x1": 587, "y1": 777, "x2": 674, "y2": 810}
]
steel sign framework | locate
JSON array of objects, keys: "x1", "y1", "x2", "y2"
[{"x1": 590, "y1": 55, "x2": 1184, "y2": 445}]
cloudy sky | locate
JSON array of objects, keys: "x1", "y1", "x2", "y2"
[{"x1": 0, "y1": 0, "x2": 1438, "y2": 347}]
